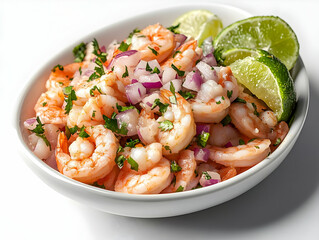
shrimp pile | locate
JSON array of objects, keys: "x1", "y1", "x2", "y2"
[{"x1": 24, "y1": 23, "x2": 290, "y2": 194}]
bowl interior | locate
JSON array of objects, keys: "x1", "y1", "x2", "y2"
[{"x1": 16, "y1": 3, "x2": 309, "y2": 203}]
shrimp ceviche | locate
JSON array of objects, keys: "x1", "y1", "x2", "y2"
[{"x1": 24, "y1": 16, "x2": 295, "y2": 194}]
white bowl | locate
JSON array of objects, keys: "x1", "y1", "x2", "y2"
[{"x1": 15, "y1": 3, "x2": 309, "y2": 218}]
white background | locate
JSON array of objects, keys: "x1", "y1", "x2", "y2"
[{"x1": 1, "y1": 0, "x2": 319, "y2": 239}]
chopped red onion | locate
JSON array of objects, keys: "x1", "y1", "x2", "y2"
[
  {"x1": 84, "y1": 69, "x2": 94, "y2": 77},
  {"x1": 201, "y1": 53, "x2": 217, "y2": 67},
  {"x1": 199, "y1": 171, "x2": 221, "y2": 187},
  {"x1": 196, "y1": 123, "x2": 210, "y2": 135},
  {"x1": 194, "y1": 147, "x2": 210, "y2": 162},
  {"x1": 196, "y1": 61, "x2": 218, "y2": 82},
  {"x1": 141, "y1": 91, "x2": 161, "y2": 111},
  {"x1": 183, "y1": 71, "x2": 203, "y2": 92},
  {"x1": 115, "y1": 50, "x2": 138, "y2": 59},
  {"x1": 162, "y1": 67, "x2": 177, "y2": 84},
  {"x1": 116, "y1": 109, "x2": 139, "y2": 136},
  {"x1": 24, "y1": 118, "x2": 37, "y2": 130},
  {"x1": 125, "y1": 82, "x2": 146, "y2": 105},
  {"x1": 224, "y1": 142, "x2": 233, "y2": 148},
  {"x1": 174, "y1": 34, "x2": 187, "y2": 50},
  {"x1": 139, "y1": 74, "x2": 162, "y2": 89},
  {"x1": 142, "y1": 81, "x2": 163, "y2": 89},
  {"x1": 131, "y1": 79, "x2": 138, "y2": 84},
  {"x1": 162, "y1": 79, "x2": 182, "y2": 92},
  {"x1": 137, "y1": 129, "x2": 145, "y2": 143}
]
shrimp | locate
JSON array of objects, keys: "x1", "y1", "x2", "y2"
[
  {"x1": 190, "y1": 80, "x2": 230, "y2": 123},
  {"x1": 73, "y1": 71, "x2": 127, "y2": 103},
  {"x1": 130, "y1": 23, "x2": 175, "y2": 63},
  {"x1": 162, "y1": 150, "x2": 197, "y2": 193},
  {"x1": 138, "y1": 89, "x2": 196, "y2": 155},
  {"x1": 208, "y1": 123, "x2": 241, "y2": 147},
  {"x1": 34, "y1": 88, "x2": 66, "y2": 125},
  {"x1": 114, "y1": 158, "x2": 173, "y2": 194},
  {"x1": 209, "y1": 139, "x2": 271, "y2": 167},
  {"x1": 46, "y1": 62, "x2": 83, "y2": 90},
  {"x1": 161, "y1": 39, "x2": 202, "y2": 71},
  {"x1": 70, "y1": 95, "x2": 124, "y2": 128},
  {"x1": 218, "y1": 66, "x2": 239, "y2": 102},
  {"x1": 97, "y1": 165, "x2": 120, "y2": 191},
  {"x1": 56, "y1": 125, "x2": 118, "y2": 184}
]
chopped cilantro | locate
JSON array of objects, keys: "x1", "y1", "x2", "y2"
[
  {"x1": 115, "y1": 155, "x2": 126, "y2": 169},
  {"x1": 116, "y1": 103, "x2": 137, "y2": 113},
  {"x1": 178, "y1": 90, "x2": 195, "y2": 100},
  {"x1": 202, "y1": 171, "x2": 212, "y2": 180},
  {"x1": 255, "y1": 145, "x2": 260, "y2": 149},
  {"x1": 194, "y1": 169, "x2": 199, "y2": 177},
  {"x1": 151, "y1": 98, "x2": 169, "y2": 114},
  {"x1": 176, "y1": 185, "x2": 184, "y2": 192},
  {"x1": 170, "y1": 161, "x2": 182, "y2": 173},
  {"x1": 73, "y1": 42, "x2": 86, "y2": 63},
  {"x1": 173, "y1": 50, "x2": 181, "y2": 58},
  {"x1": 31, "y1": 117, "x2": 51, "y2": 150},
  {"x1": 79, "y1": 67, "x2": 82, "y2": 75},
  {"x1": 118, "y1": 41, "x2": 130, "y2": 52},
  {"x1": 164, "y1": 145, "x2": 172, "y2": 153},
  {"x1": 274, "y1": 138, "x2": 281, "y2": 146},
  {"x1": 222, "y1": 96, "x2": 225, "y2": 100},
  {"x1": 65, "y1": 125, "x2": 78, "y2": 139},
  {"x1": 42, "y1": 102, "x2": 47, "y2": 107},
  {"x1": 63, "y1": 86, "x2": 77, "y2": 114},
  {"x1": 89, "y1": 85, "x2": 102, "y2": 96},
  {"x1": 248, "y1": 138, "x2": 256, "y2": 143},
  {"x1": 148, "y1": 46, "x2": 158, "y2": 56},
  {"x1": 127, "y1": 156, "x2": 139, "y2": 171},
  {"x1": 145, "y1": 62, "x2": 153, "y2": 72},
  {"x1": 239, "y1": 139, "x2": 245, "y2": 145},
  {"x1": 92, "y1": 38, "x2": 107, "y2": 63},
  {"x1": 221, "y1": 114, "x2": 232, "y2": 126},
  {"x1": 251, "y1": 103, "x2": 260, "y2": 116},
  {"x1": 234, "y1": 97, "x2": 247, "y2": 103},
  {"x1": 216, "y1": 100, "x2": 221, "y2": 104},
  {"x1": 87, "y1": 38, "x2": 107, "y2": 82},
  {"x1": 122, "y1": 66, "x2": 129, "y2": 78},
  {"x1": 52, "y1": 64, "x2": 64, "y2": 72},
  {"x1": 117, "y1": 146, "x2": 124, "y2": 153},
  {"x1": 126, "y1": 28, "x2": 141, "y2": 44},
  {"x1": 167, "y1": 23, "x2": 180, "y2": 34},
  {"x1": 171, "y1": 64, "x2": 185, "y2": 77},
  {"x1": 197, "y1": 132, "x2": 210, "y2": 148},
  {"x1": 159, "y1": 120, "x2": 174, "y2": 131},
  {"x1": 125, "y1": 139, "x2": 140, "y2": 148},
  {"x1": 79, "y1": 126, "x2": 90, "y2": 138},
  {"x1": 103, "y1": 115, "x2": 128, "y2": 135},
  {"x1": 92, "y1": 110, "x2": 96, "y2": 118},
  {"x1": 227, "y1": 90, "x2": 233, "y2": 99},
  {"x1": 152, "y1": 66, "x2": 160, "y2": 74},
  {"x1": 169, "y1": 81, "x2": 177, "y2": 104}
]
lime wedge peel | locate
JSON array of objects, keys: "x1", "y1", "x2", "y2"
[
  {"x1": 213, "y1": 16, "x2": 299, "y2": 70},
  {"x1": 173, "y1": 10, "x2": 223, "y2": 46},
  {"x1": 230, "y1": 51, "x2": 296, "y2": 121}
]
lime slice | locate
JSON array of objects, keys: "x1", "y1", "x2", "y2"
[
  {"x1": 230, "y1": 50, "x2": 296, "y2": 121},
  {"x1": 173, "y1": 10, "x2": 223, "y2": 46},
  {"x1": 213, "y1": 16, "x2": 299, "y2": 70}
]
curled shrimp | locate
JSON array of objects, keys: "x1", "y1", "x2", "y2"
[
  {"x1": 162, "y1": 150, "x2": 197, "y2": 193},
  {"x1": 46, "y1": 62, "x2": 83, "y2": 90},
  {"x1": 190, "y1": 80, "x2": 230, "y2": 123},
  {"x1": 56, "y1": 125, "x2": 118, "y2": 184},
  {"x1": 130, "y1": 23, "x2": 175, "y2": 63},
  {"x1": 70, "y1": 95, "x2": 124, "y2": 128},
  {"x1": 96, "y1": 165, "x2": 120, "y2": 191},
  {"x1": 138, "y1": 89, "x2": 196, "y2": 155},
  {"x1": 114, "y1": 158, "x2": 173, "y2": 194},
  {"x1": 209, "y1": 139, "x2": 271, "y2": 167},
  {"x1": 34, "y1": 88, "x2": 66, "y2": 125},
  {"x1": 161, "y1": 39, "x2": 202, "y2": 71},
  {"x1": 209, "y1": 123, "x2": 241, "y2": 147}
]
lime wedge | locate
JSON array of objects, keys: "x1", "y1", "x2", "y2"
[
  {"x1": 213, "y1": 16, "x2": 299, "y2": 70},
  {"x1": 173, "y1": 10, "x2": 223, "y2": 46},
  {"x1": 230, "y1": 50, "x2": 296, "y2": 121},
  {"x1": 218, "y1": 48, "x2": 263, "y2": 66}
]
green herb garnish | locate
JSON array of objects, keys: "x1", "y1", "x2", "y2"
[
  {"x1": 221, "y1": 114, "x2": 232, "y2": 126},
  {"x1": 178, "y1": 90, "x2": 195, "y2": 100},
  {"x1": 202, "y1": 171, "x2": 212, "y2": 180},
  {"x1": 152, "y1": 66, "x2": 160, "y2": 74},
  {"x1": 65, "y1": 125, "x2": 78, "y2": 139},
  {"x1": 148, "y1": 46, "x2": 158, "y2": 56},
  {"x1": 239, "y1": 139, "x2": 245, "y2": 145},
  {"x1": 169, "y1": 81, "x2": 177, "y2": 104},
  {"x1": 63, "y1": 86, "x2": 77, "y2": 114},
  {"x1": 146, "y1": 62, "x2": 153, "y2": 72},
  {"x1": 31, "y1": 117, "x2": 51, "y2": 150},
  {"x1": 118, "y1": 41, "x2": 130, "y2": 52},
  {"x1": 79, "y1": 126, "x2": 90, "y2": 138},
  {"x1": 197, "y1": 132, "x2": 210, "y2": 148},
  {"x1": 167, "y1": 23, "x2": 180, "y2": 34},
  {"x1": 176, "y1": 185, "x2": 184, "y2": 192},
  {"x1": 234, "y1": 97, "x2": 247, "y2": 103},
  {"x1": 159, "y1": 120, "x2": 174, "y2": 131},
  {"x1": 73, "y1": 42, "x2": 86, "y2": 63},
  {"x1": 171, "y1": 161, "x2": 182, "y2": 173},
  {"x1": 151, "y1": 98, "x2": 169, "y2": 114},
  {"x1": 52, "y1": 64, "x2": 64, "y2": 72},
  {"x1": 103, "y1": 115, "x2": 128, "y2": 135},
  {"x1": 125, "y1": 139, "x2": 140, "y2": 148},
  {"x1": 227, "y1": 90, "x2": 233, "y2": 99},
  {"x1": 274, "y1": 138, "x2": 281, "y2": 146},
  {"x1": 89, "y1": 85, "x2": 102, "y2": 96},
  {"x1": 122, "y1": 66, "x2": 129, "y2": 78},
  {"x1": 116, "y1": 103, "x2": 137, "y2": 113},
  {"x1": 171, "y1": 63, "x2": 185, "y2": 77}
]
